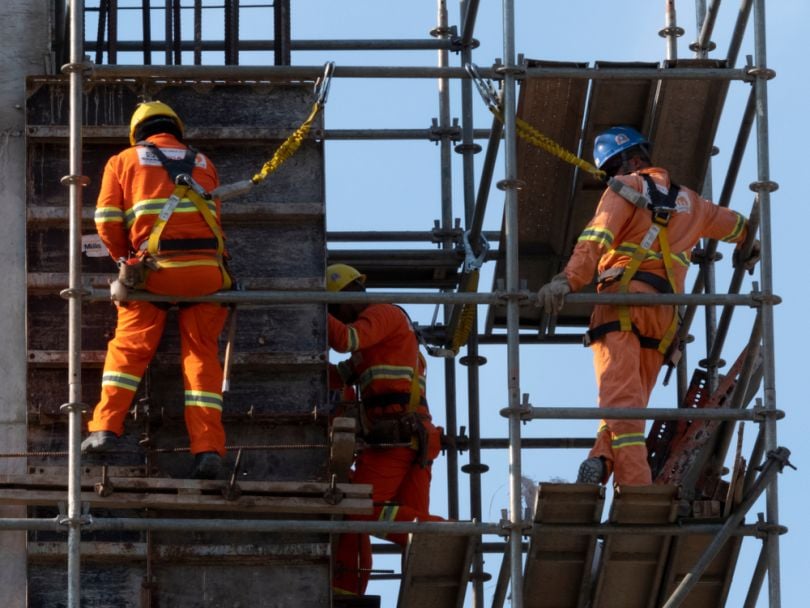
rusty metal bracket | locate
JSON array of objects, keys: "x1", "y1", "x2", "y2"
[
  {"x1": 221, "y1": 449, "x2": 243, "y2": 501},
  {"x1": 323, "y1": 473, "x2": 345, "y2": 505},
  {"x1": 94, "y1": 465, "x2": 115, "y2": 497}
]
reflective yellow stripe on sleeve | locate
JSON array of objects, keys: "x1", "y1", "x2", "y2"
[
  {"x1": 346, "y1": 327, "x2": 359, "y2": 352},
  {"x1": 94, "y1": 207, "x2": 125, "y2": 224},
  {"x1": 720, "y1": 211, "x2": 746, "y2": 242},
  {"x1": 578, "y1": 226, "x2": 614, "y2": 248}
]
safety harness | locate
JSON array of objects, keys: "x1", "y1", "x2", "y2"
[
  {"x1": 356, "y1": 306, "x2": 431, "y2": 466},
  {"x1": 585, "y1": 174, "x2": 682, "y2": 355},
  {"x1": 137, "y1": 141, "x2": 232, "y2": 290}
]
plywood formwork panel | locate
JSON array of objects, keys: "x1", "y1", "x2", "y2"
[
  {"x1": 487, "y1": 60, "x2": 588, "y2": 331},
  {"x1": 24, "y1": 78, "x2": 331, "y2": 607},
  {"x1": 488, "y1": 62, "x2": 658, "y2": 332},
  {"x1": 649, "y1": 59, "x2": 729, "y2": 194}
]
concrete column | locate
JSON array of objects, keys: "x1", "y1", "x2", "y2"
[{"x1": 0, "y1": 2, "x2": 52, "y2": 606}]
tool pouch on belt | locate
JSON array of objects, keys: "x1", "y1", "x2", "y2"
[
  {"x1": 117, "y1": 256, "x2": 159, "y2": 288},
  {"x1": 117, "y1": 258, "x2": 146, "y2": 288},
  {"x1": 364, "y1": 413, "x2": 429, "y2": 467}
]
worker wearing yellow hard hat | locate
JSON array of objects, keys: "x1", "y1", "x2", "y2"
[
  {"x1": 325, "y1": 263, "x2": 445, "y2": 596},
  {"x1": 128, "y1": 100, "x2": 185, "y2": 145},
  {"x1": 82, "y1": 100, "x2": 230, "y2": 480}
]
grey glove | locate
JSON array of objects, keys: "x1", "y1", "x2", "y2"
[
  {"x1": 536, "y1": 272, "x2": 571, "y2": 314},
  {"x1": 733, "y1": 239, "x2": 761, "y2": 274}
]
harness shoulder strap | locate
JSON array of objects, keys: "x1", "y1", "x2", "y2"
[
  {"x1": 610, "y1": 174, "x2": 682, "y2": 353},
  {"x1": 139, "y1": 141, "x2": 198, "y2": 182},
  {"x1": 393, "y1": 305, "x2": 426, "y2": 413}
]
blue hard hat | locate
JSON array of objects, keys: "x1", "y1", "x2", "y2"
[{"x1": 593, "y1": 126, "x2": 650, "y2": 169}]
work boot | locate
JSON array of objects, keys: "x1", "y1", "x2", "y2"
[
  {"x1": 191, "y1": 452, "x2": 222, "y2": 480},
  {"x1": 80, "y1": 431, "x2": 125, "y2": 454},
  {"x1": 576, "y1": 457, "x2": 606, "y2": 484}
]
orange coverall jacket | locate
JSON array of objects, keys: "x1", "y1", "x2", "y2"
[
  {"x1": 88, "y1": 133, "x2": 228, "y2": 456},
  {"x1": 94, "y1": 132, "x2": 226, "y2": 296},
  {"x1": 565, "y1": 167, "x2": 749, "y2": 485},
  {"x1": 328, "y1": 304, "x2": 443, "y2": 595}
]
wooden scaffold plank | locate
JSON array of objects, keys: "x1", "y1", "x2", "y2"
[
  {"x1": 523, "y1": 483, "x2": 605, "y2": 608},
  {"x1": 0, "y1": 474, "x2": 372, "y2": 515},
  {"x1": 396, "y1": 529, "x2": 475, "y2": 608},
  {"x1": 591, "y1": 485, "x2": 679, "y2": 608}
]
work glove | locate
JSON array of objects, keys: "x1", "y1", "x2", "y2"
[
  {"x1": 535, "y1": 272, "x2": 571, "y2": 315},
  {"x1": 733, "y1": 239, "x2": 761, "y2": 274}
]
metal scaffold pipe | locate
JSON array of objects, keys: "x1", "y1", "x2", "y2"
[
  {"x1": 84, "y1": 287, "x2": 776, "y2": 307},
  {"x1": 63, "y1": 2, "x2": 86, "y2": 606},
  {"x1": 499, "y1": 0, "x2": 526, "y2": 605},
  {"x1": 661, "y1": 447, "x2": 792, "y2": 608},
  {"x1": 88, "y1": 63, "x2": 749, "y2": 81},
  {"x1": 752, "y1": 1, "x2": 782, "y2": 604},
  {"x1": 458, "y1": 1, "x2": 486, "y2": 603},
  {"x1": 518, "y1": 406, "x2": 782, "y2": 422}
]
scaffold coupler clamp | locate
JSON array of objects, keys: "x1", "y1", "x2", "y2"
[
  {"x1": 57, "y1": 501, "x2": 93, "y2": 527},
  {"x1": 315, "y1": 61, "x2": 336, "y2": 106},
  {"x1": 763, "y1": 447, "x2": 795, "y2": 473},
  {"x1": 465, "y1": 62, "x2": 501, "y2": 113},
  {"x1": 463, "y1": 229, "x2": 489, "y2": 273}
]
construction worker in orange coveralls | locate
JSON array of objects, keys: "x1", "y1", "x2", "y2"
[
  {"x1": 326, "y1": 264, "x2": 444, "y2": 597},
  {"x1": 536, "y1": 126, "x2": 760, "y2": 487},
  {"x1": 80, "y1": 101, "x2": 231, "y2": 480}
]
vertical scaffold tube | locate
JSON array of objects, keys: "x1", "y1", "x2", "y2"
[
  {"x1": 459, "y1": 2, "x2": 485, "y2": 605},
  {"x1": 752, "y1": 1, "x2": 781, "y2": 605},
  {"x1": 435, "y1": 0, "x2": 461, "y2": 521},
  {"x1": 501, "y1": 0, "x2": 524, "y2": 605},
  {"x1": 66, "y1": 1, "x2": 86, "y2": 606}
]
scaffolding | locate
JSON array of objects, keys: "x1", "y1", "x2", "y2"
[{"x1": 0, "y1": 0, "x2": 790, "y2": 607}]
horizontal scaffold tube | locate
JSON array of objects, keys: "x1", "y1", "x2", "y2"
[
  {"x1": 0, "y1": 518, "x2": 781, "y2": 539},
  {"x1": 83, "y1": 288, "x2": 777, "y2": 307},
  {"x1": 512, "y1": 406, "x2": 784, "y2": 421},
  {"x1": 88, "y1": 64, "x2": 750, "y2": 81}
]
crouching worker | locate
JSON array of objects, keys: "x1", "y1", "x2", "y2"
[
  {"x1": 325, "y1": 264, "x2": 444, "y2": 597},
  {"x1": 81, "y1": 101, "x2": 231, "y2": 480}
]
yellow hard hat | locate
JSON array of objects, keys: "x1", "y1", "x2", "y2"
[
  {"x1": 129, "y1": 101, "x2": 184, "y2": 145},
  {"x1": 326, "y1": 264, "x2": 366, "y2": 292}
]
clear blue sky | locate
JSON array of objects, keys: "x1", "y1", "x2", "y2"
[{"x1": 104, "y1": 2, "x2": 806, "y2": 606}]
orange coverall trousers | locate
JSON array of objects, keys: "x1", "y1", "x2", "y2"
[
  {"x1": 333, "y1": 424, "x2": 443, "y2": 596},
  {"x1": 587, "y1": 299, "x2": 672, "y2": 486},
  {"x1": 87, "y1": 295, "x2": 228, "y2": 456}
]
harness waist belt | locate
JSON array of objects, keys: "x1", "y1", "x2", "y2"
[
  {"x1": 363, "y1": 392, "x2": 428, "y2": 413},
  {"x1": 585, "y1": 320, "x2": 660, "y2": 350},
  {"x1": 599, "y1": 269, "x2": 673, "y2": 294},
  {"x1": 157, "y1": 237, "x2": 220, "y2": 252}
]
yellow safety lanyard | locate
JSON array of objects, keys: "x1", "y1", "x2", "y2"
[{"x1": 407, "y1": 350, "x2": 426, "y2": 413}]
